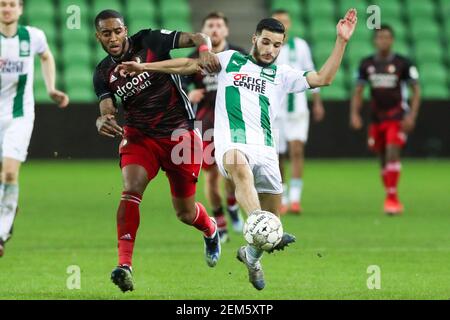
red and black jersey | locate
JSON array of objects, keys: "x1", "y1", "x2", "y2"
[
  {"x1": 183, "y1": 43, "x2": 247, "y2": 132},
  {"x1": 93, "y1": 29, "x2": 194, "y2": 137},
  {"x1": 357, "y1": 53, "x2": 419, "y2": 123}
]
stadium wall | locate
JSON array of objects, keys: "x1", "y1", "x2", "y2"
[{"x1": 28, "y1": 101, "x2": 450, "y2": 159}]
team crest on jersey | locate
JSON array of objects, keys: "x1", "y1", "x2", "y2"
[
  {"x1": 20, "y1": 40, "x2": 30, "y2": 57},
  {"x1": 387, "y1": 64, "x2": 396, "y2": 73},
  {"x1": 260, "y1": 67, "x2": 276, "y2": 82}
]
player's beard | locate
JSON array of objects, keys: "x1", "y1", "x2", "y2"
[
  {"x1": 252, "y1": 43, "x2": 278, "y2": 67},
  {"x1": 102, "y1": 39, "x2": 128, "y2": 59}
]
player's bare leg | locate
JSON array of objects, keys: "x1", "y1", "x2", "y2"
[
  {"x1": 384, "y1": 144, "x2": 403, "y2": 215},
  {"x1": 0, "y1": 157, "x2": 21, "y2": 258},
  {"x1": 111, "y1": 164, "x2": 149, "y2": 292},
  {"x1": 224, "y1": 177, "x2": 244, "y2": 233},
  {"x1": 172, "y1": 195, "x2": 220, "y2": 267},
  {"x1": 222, "y1": 149, "x2": 261, "y2": 214},
  {"x1": 288, "y1": 140, "x2": 305, "y2": 214},
  {"x1": 203, "y1": 166, "x2": 229, "y2": 242}
]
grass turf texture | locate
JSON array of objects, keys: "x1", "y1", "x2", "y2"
[{"x1": 0, "y1": 159, "x2": 449, "y2": 300}]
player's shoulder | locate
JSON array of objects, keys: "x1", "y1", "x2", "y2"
[
  {"x1": 293, "y1": 36, "x2": 310, "y2": 48},
  {"x1": 216, "y1": 49, "x2": 241, "y2": 60},
  {"x1": 228, "y1": 44, "x2": 248, "y2": 55},
  {"x1": 360, "y1": 54, "x2": 376, "y2": 65},
  {"x1": 23, "y1": 25, "x2": 45, "y2": 38},
  {"x1": 94, "y1": 55, "x2": 114, "y2": 74},
  {"x1": 393, "y1": 53, "x2": 414, "y2": 65}
]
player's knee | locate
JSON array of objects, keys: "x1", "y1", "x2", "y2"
[
  {"x1": 2, "y1": 171, "x2": 18, "y2": 184},
  {"x1": 122, "y1": 180, "x2": 146, "y2": 195}
]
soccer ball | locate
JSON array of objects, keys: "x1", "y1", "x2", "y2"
[{"x1": 243, "y1": 211, "x2": 283, "y2": 251}]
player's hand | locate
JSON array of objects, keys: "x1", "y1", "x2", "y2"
[
  {"x1": 96, "y1": 114, "x2": 123, "y2": 138},
  {"x1": 199, "y1": 51, "x2": 220, "y2": 74},
  {"x1": 188, "y1": 89, "x2": 206, "y2": 104},
  {"x1": 49, "y1": 89, "x2": 69, "y2": 108},
  {"x1": 337, "y1": 8, "x2": 357, "y2": 42},
  {"x1": 350, "y1": 113, "x2": 363, "y2": 130},
  {"x1": 116, "y1": 61, "x2": 144, "y2": 77},
  {"x1": 312, "y1": 102, "x2": 325, "y2": 122},
  {"x1": 401, "y1": 114, "x2": 416, "y2": 133}
]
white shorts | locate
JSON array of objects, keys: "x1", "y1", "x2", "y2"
[
  {"x1": 215, "y1": 143, "x2": 282, "y2": 194},
  {"x1": 0, "y1": 117, "x2": 35, "y2": 162},
  {"x1": 273, "y1": 110, "x2": 310, "y2": 154}
]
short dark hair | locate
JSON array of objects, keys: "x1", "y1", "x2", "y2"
[
  {"x1": 94, "y1": 10, "x2": 125, "y2": 29},
  {"x1": 271, "y1": 9, "x2": 290, "y2": 16},
  {"x1": 202, "y1": 11, "x2": 229, "y2": 27},
  {"x1": 255, "y1": 18, "x2": 285, "y2": 35},
  {"x1": 374, "y1": 24, "x2": 395, "y2": 38}
]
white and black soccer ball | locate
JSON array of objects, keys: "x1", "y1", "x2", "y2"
[{"x1": 243, "y1": 211, "x2": 283, "y2": 251}]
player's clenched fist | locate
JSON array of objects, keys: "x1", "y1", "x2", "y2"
[{"x1": 96, "y1": 114, "x2": 123, "y2": 138}]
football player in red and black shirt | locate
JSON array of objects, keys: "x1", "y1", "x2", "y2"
[
  {"x1": 92, "y1": 10, "x2": 221, "y2": 292},
  {"x1": 350, "y1": 25, "x2": 421, "y2": 215},
  {"x1": 183, "y1": 12, "x2": 247, "y2": 243}
]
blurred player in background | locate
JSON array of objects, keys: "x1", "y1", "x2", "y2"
[
  {"x1": 117, "y1": 9, "x2": 358, "y2": 290},
  {"x1": 350, "y1": 25, "x2": 421, "y2": 215},
  {"x1": 183, "y1": 12, "x2": 246, "y2": 243},
  {"x1": 92, "y1": 10, "x2": 221, "y2": 292},
  {"x1": 271, "y1": 9, "x2": 325, "y2": 215},
  {"x1": 0, "y1": 0, "x2": 69, "y2": 257}
]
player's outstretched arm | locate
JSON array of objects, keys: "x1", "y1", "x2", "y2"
[
  {"x1": 117, "y1": 58, "x2": 209, "y2": 77},
  {"x1": 40, "y1": 49, "x2": 69, "y2": 108},
  {"x1": 350, "y1": 84, "x2": 365, "y2": 130},
  {"x1": 306, "y1": 9, "x2": 357, "y2": 88},
  {"x1": 177, "y1": 32, "x2": 220, "y2": 73}
]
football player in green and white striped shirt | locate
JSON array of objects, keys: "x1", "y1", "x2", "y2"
[
  {"x1": 117, "y1": 9, "x2": 357, "y2": 290},
  {"x1": 0, "y1": 0, "x2": 69, "y2": 257}
]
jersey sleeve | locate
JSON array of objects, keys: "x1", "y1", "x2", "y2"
[
  {"x1": 281, "y1": 64, "x2": 311, "y2": 94},
  {"x1": 216, "y1": 50, "x2": 236, "y2": 71},
  {"x1": 93, "y1": 69, "x2": 114, "y2": 102},
  {"x1": 357, "y1": 59, "x2": 369, "y2": 84},
  {"x1": 401, "y1": 59, "x2": 419, "y2": 84},
  {"x1": 31, "y1": 27, "x2": 48, "y2": 55},
  {"x1": 142, "y1": 29, "x2": 181, "y2": 55}
]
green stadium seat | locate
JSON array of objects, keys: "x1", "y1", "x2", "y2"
[
  {"x1": 62, "y1": 44, "x2": 91, "y2": 67},
  {"x1": 410, "y1": 20, "x2": 440, "y2": 39},
  {"x1": 309, "y1": 17, "x2": 335, "y2": 40},
  {"x1": 271, "y1": 0, "x2": 301, "y2": 16},
  {"x1": 288, "y1": 19, "x2": 306, "y2": 38},
  {"x1": 160, "y1": 1, "x2": 191, "y2": 22},
  {"x1": 418, "y1": 63, "x2": 447, "y2": 87},
  {"x1": 406, "y1": 0, "x2": 436, "y2": 16},
  {"x1": 128, "y1": 17, "x2": 158, "y2": 33},
  {"x1": 170, "y1": 48, "x2": 193, "y2": 59},
  {"x1": 94, "y1": 46, "x2": 108, "y2": 64},
  {"x1": 370, "y1": 0, "x2": 401, "y2": 13},
  {"x1": 339, "y1": 0, "x2": 368, "y2": 16},
  {"x1": 125, "y1": 0, "x2": 157, "y2": 23},
  {"x1": 422, "y1": 85, "x2": 449, "y2": 99},
  {"x1": 320, "y1": 83, "x2": 348, "y2": 100},
  {"x1": 414, "y1": 41, "x2": 444, "y2": 62},
  {"x1": 393, "y1": 40, "x2": 410, "y2": 56},
  {"x1": 306, "y1": 0, "x2": 335, "y2": 19},
  {"x1": 66, "y1": 84, "x2": 97, "y2": 103},
  {"x1": 162, "y1": 19, "x2": 192, "y2": 33},
  {"x1": 25, "y1": 0, "x2": 55, "y2": 17},
  {"x1": 92, "y1": 0, "x2": 122, "y2": 17},
  {"x1": 61, "y1": 26, "x2": 91, "y2": 43}
]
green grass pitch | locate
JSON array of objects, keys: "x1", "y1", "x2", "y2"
[{"x1": 0, "y1": 159, "x2": 449, "y2": 299}]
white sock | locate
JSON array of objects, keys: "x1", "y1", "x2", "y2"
[
  {"x1": 282, "y1": 183, "x2": 289, "y2": 206},
  {"x1": 0, "y1": 184, "x2": 19, "y2": 242},
  {"x1": 289, "y1": 178, "x2": 303, "y2": 204},
  {"x1": 245, "y1": 244, "x2": 263, "y2": 267}
]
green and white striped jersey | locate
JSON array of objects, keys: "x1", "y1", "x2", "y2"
[
  {"x1": 0, "y1": 25, "x2": 48, "y2": 120},
  {"x1": 214, "y1": 50, "x2": 310, "y2": 148}
]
